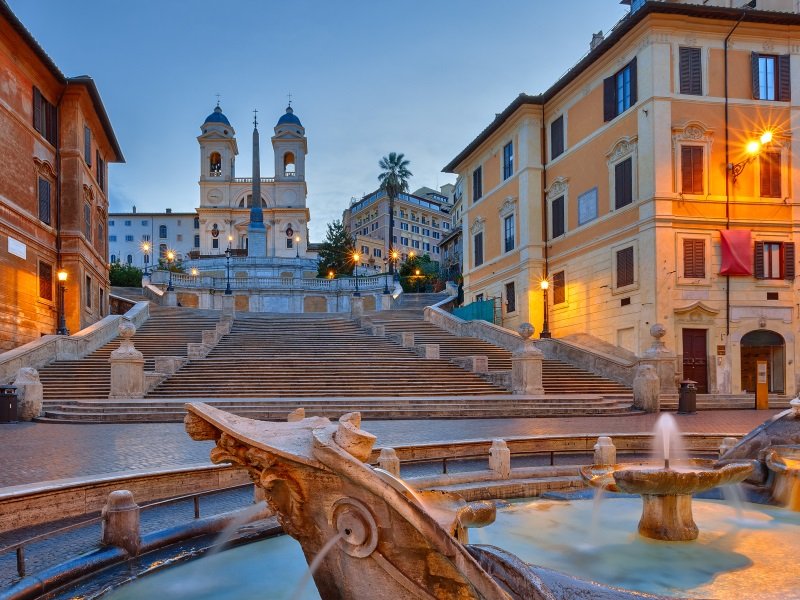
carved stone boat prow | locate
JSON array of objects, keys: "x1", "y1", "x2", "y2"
[{"x1": 184, "y1": 403, "x2": 547, "y2": 600}]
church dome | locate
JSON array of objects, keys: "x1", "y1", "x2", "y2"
[
  {"x1": 277, "y1": 105, "x2": 302, "y2": 126},
  {"x1": 204, "y1": 105, "x2": 231, "y2": 126}
]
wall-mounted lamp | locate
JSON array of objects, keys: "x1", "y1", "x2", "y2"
[{"x1": 728, "y1": 130, "x2": 774, "y2": 183}]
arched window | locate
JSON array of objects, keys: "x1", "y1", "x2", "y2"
[
  {"x1": 159, "y1": 225, "x2": 167, "y2": 238},
  {"x1": 110, "y1": 254, "x2": 116, "y2": 264},
  {"x1": 283, "y1": 152, "x2": 296, "y2": 176},
  {"x1": 193, "y1": 217, "x2": 199, "y2": 229},
  {"x1": 209, "y1": 152, "x2": 222, "y2": 177},
  {"x1": 238, "y1": 194, "x2": 268, "y2": 208},
  {"x1": 126, "y1": 254, "x2": 133, "y2": 264}
]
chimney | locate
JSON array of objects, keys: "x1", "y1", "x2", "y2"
[
  {"x1": 132, "y1": 205, "x2": 136, "y2": 214},
  {"x1": 590, "y1": 31, "x2": 604, "y2": 51},
  {"x1": 166, "y1": 208, "x2": 172, "y2": 214}
]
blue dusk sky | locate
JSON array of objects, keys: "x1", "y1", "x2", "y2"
[{"x1": 8, "y1": 0, "x2": 630, "y2": 240}]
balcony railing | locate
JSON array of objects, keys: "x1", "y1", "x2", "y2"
[
  {"x1": 150, "y1": 270, "x2": 389, "y2": 292},
  {"x1": 231, "y1": 177, "x2": 275, "y2": 183}
]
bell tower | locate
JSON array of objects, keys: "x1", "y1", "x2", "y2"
[
  {"x1": 198, "y1": 104, "x2": 238, "y2": 207},
  {"x1": 272, "y1": 105, "x2": 308, "y2": 196}
]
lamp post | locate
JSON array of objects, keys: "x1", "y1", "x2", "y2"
[
  {"x1": 166, "y1": 250, "x2": 175, "y2": 291},
  {"x1": 353, "y1": 252, "x2": 361, "y2": 296},
  {"x1": 391, "y1": 250, "x2": 400, "y2": 282},
  {"x1": 383, "y1": 257, "x2": 390, "y2": 294},
  {"x1": 295, "y1": 235, "x2": 300, "y2": 258},
  {"x1": 56, "y1": 269, "x2": 69, "y2": 335},
  {"x1": 224, "y1": 247, "x2": 232, "y2": 295},
  {"x1": 415, "y1": 268, "x2": 421, "y2": 293},
  {"x1": 141, "y1": 241, "x2": 151, "y2": 275},
  {"x1": 539, "y1": 278, "x2": 551, "y2": 339}
]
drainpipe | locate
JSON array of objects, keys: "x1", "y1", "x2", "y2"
[
  {"x1": 55, "y1": 86, "x2": 67, "y2": 334},
  {"x1": 724, "y1": 11, "x2": 746, "y2": 337},
  {"x1": 541, "y1": 114, "x2": 549, "y2": 331}
]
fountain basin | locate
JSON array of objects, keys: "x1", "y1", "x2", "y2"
[
  {"x1": 764, "y1": 445, "x2": 800, "y2": 510},
  {"x1": 581, "y1": 460, "x2": 753, "y2": 541}
]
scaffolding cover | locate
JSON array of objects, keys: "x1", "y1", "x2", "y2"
[{"x1": 719, "y1": 229, "x2": 752, "y2": 275}]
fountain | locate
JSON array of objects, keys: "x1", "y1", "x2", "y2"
[
  {"x1": 765, "y1": 445, "x2": 800, "y2": 510},
  {"x1": 581, "y1": 414, "x2": 754, "y2": 541}
]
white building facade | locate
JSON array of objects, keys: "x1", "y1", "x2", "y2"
[{"x1": 108, "y1": 209, "x2": 199, "y2": 268}]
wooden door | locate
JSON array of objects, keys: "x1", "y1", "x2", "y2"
[{"x1": 682, "y1": 329, "x2": 708, "y2": 394}]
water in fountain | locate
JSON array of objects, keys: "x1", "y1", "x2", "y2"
[
  {"x1": 289, "y1": 532, "x2": 345, "y2": 600},
  {"x1": 652, "y1": 413, "x2": 687, "y2": 469},
  {"x1": 205, "y1": 501, "x2": 269, "y2": 558}
]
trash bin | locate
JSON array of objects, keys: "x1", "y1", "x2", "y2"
[
  {"x1": 0, "y1": 385, "x2": 18, "y2": 423},
  {"x1": 678, "y1": 380, "x2": 697, "y2": 414}
]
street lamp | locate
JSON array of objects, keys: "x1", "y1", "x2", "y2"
[
  {"x1": 190, "y1": 267, "x2": 198, "y2": 277},
  {"x1": 140, "y1": 241, "x2": 151, "y2": 275},
  {"x1": 56, "y1": 269, "x2": 69, "y2": 335},
  {"x1": 353, "y1": 252, "x2": 361, "y2": 296},
  {"x1": 729, "y1": 130, "x2": 774, "y2": 183},
  {"x1": 224, "y1": 247, "x2": 232, "y2": 295},
  {"x1": 166, "y1": 250, "x2": 175, "y2": 291},
  {"x1": 415, "y1": 268, "x2": 422, "y2": 293},
  {"x1": 383, "y1": 257, "x2": 391, "y2": 294},
  {"x1": 539, "y1": 278, "x2": 551, "y2": 338},
  {"x1": 295, "y1": 234, "x2": 300, "y2": 258}
]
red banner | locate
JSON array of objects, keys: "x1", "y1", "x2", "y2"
[{"x1": 719, "y1": 230, "x2": 752, "y2": 276}]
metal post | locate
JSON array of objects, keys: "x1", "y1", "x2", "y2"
[
  {"x1": 224, "y1": 249, "x2": 232, "y2": 295},
  {"x1": 57, "y1": 283, "x2": 69, "y2": 335},
  {"x1": 383, "y1": 258, "x2": 390, "y2": 294},
  {"x1": 16, "y1": 547, "x2": 25, "y2": 577},
  {"x1": 354, "y1": 270, "x2": 360, "y2": 296},
  {"x1": 540, "y1": 286, "x2": 551, "y2": 338},
  {"x1": 167, "y1": 260, "x2": 174, "y2": 291}
]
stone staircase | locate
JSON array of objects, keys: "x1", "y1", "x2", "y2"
[
  {"x1": 660, "y1": 393, "x2": 792, "y2": 411},
  {"x1": 393, "y1": 293, "x2": 450, "y2": 309},
  {"x1": 369, "y1": 313, "x2": 633, "y2": 396},
  {"x1": 37, "y1": 306, "x2": 220, "y2": 402}
]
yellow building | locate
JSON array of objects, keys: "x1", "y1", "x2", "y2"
[{"x1": 444, "y1": 0, "x2": 800, "y2": 396}]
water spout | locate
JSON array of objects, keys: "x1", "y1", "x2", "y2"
[
  {"x1": 652, "y1": 413, "x2": 685, "y2": 469},
  {"x1": 289, "y1": 532, "x2": 345, "y2": 600}
]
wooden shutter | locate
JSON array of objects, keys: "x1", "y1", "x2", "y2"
[
  {"x1": 33, "y1": 87, "x2": 42, "y2": 133},
  {"x1": 629, "y1": 57, "x2": 638, "y2": 105},
  {"x1": 84, "y1": 126, "x2": 92, "y2": 166},
  {"x1": 784, "y1": 242, "x2": 795, "y2": 280},
  {"x1": 46, "y1": 101, "x2": 57, "y2": 145},
  {"x1": 683, "y1": 239, "x2": 705, "y2": 279},
  {"x1": 760, "y1": 151, "x2": 781, "y2": 198},
  {"x1": 552, "y1": 196, "x2": 565, "y2": 238},
  {"x1": 754, "y1": 241, "x2": 765, "y2": 279},
  {"x1": 778, "y1": 54, "x2": 791, "y2": 102},
  {"x1": 616, "y1": 247, "x2": 634, "y2": 288},
  {"x1": 551, "y1": 116, "x2": 564, "y2": 159},
  {"x1": 679, "y1": 48, "x2": 702, "y2": 95},
  {"x1": 681, "y1": 146, "x2": 703, "y2": 194},
  {"x1": 38, "y1": 261, "x2": 53, "y2": 301},
  {"x1": 615, "y1": 158, "x2": 632, "y2": 209},
  {"x1": 752, "y1": 52, "x2": 761, "y2": 100},
  {"x1": 553, "y1": 271, "x2": 565, "y2": 305},
  {"x1": 603, "y1": 76, "x2": 615, "y2": 121},
  {"x1": 38, "y1": 178, "x2": 51, "y2": 225}
]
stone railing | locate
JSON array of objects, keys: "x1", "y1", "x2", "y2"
[
  {"x1": 142, "y1": 283, "x2": 164, "y2": 303},
  {"x1": 0, "y1": 301, "x2": 150, "y2": 384},
  {"x1": 424, "y1": 299, "x2": 525, "y2": 353},
  {"x1": 149, "y1": 270, "x2": 388, "y2": 292},
  {"x1": 535, "y1": 338, "x2": 637, "y2": 387},
  {"x1": 109, "y1": 294, "x2": 136, "y2": 316}
]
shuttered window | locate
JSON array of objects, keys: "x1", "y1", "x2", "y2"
[
  {"x1": 32, "y1": 87, "x2": 58, "y2": 146},
  {"x1": 472, "y1": 167, "x2": 483, "y2": 202},
  {"x1": 752, "y1": 53, "x2": 790, "y2": 101},
  {"x1": 679, "y1": 47, "x2": 702, "y2": 95},
  {"x1": 604, "y1": 58, "x2": 637, "y2": 121},
  {"x1": 84, "y1": 126, "x2": 92, "y2": 166},
  {"x1": 681, "y1": 146, "x2": 704, "y2": 195},
  {"x1": 38, "y1": 261, "x2": 53, "y2": 301},
  {"x1": 683, "y1": 239, "x2": 705, "y2": 279},
  {"x1": 96, "y1": 151, "x2": 105, "y2": 192},
  {"x1": 502, "y1": 142, "x2": 514, "y2": 179},
  {"x1": 551, "y1": 116, "x2": 564, "y2": 159},
  {"x1": 551, "y1": 196, "x2": 565, "y2": 238},
  {"x1": 553, "y1": 271, "x2": 565, "y2": 305},
  {"x1": 38, "y1": 177, "x2": 51, "y2": 225},
  {"x1": 755, "y1": 241, "x2": 795, "y2": 280},
  {"x1": 84, "y1": 203, "x2": 92, "y2": 241},
  {"x1": 760, "y1": 151, "x2": 781, "y2": 198},
  {"x1": 85, "y1": 275, "x2": 92, "y2": 308},
  {"x1": 505, "y1": 282, "x2": 516, "y2": 313},
  {"x1": 614, "y1": 158, "x2": 633, "y2": 209},
  {"x1": 616, "y1": 246, "x2": 634, "y2": 288},
  {"x1": 473, "y1": 232, "x2": 484, "y2": 267}
]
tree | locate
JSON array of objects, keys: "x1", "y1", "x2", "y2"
[
  {"x1": 109, "y1": 263, "x2": 143, "y2": 287},
  {"x1": 378, "y1": 152, "x2": 412, "y2": 278},
  {"x1": 398, "y1": 253, "x2": 438, "y2": 293},
  {"x1": 317, "y1": 219, "x2": 357, "y2": 277}
]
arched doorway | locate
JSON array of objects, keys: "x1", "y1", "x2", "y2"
[{"x1": 741, "y1": 330, "x2": 785, "y2": 394}]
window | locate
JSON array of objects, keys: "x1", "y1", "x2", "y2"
[
  {"x1": 96, "y1": 151, "x2": 105, "y2": 191},
  {"x1": 176, "y1": 234, "x2": 183, "y2": 242},
  {"x1": 679, "y1": 47, "x2": 702, "y2": 95},
  {"x1": 760, "y1": 151, "x2": 781, "y2": 198},
  {"x1": 752, "y1": 53, "x2": 790, "y2": 101},
  {"x1": 209, "y1": 152, "x2": 222, "y2": 176},
  {"x1": 373, "y1": 248, "x2": 382, "y2": 258},
  {"x1": 615, "y1": 157, "x2": 634, "y2": 208},
  {"x1": 422, "y1": 228, "x2": 430, "y2": 236},
  {"x1": 503, "y1": 142, "x2": 514, "y2": 179},
  {"x1": 412, "y1": 240, "x2": 420, "y2": 249},
  {"x1": 411, "y1": 225, "x2": 420, "y2": 234},
  {"x1": 616, "y1": 246, "x2": 634, "y2": 288},
  {"x1": 194, "y1": 217, "x2": 200, "y2": 229},
  {"x1": 551, "y1": 196, "x2": 565, "y2": 238},
  {"x1": 110, "y1": 255, "x2": 116, "y2": 264},
  {"x1": 287, "y1": 238, "x2": 294, "y2": 249},
  {"x1": 401, "y1": 222, "x2": 409, "y2": 231},
  {"x1": 681, "y1": 146, "x2": 703, "y2": 195},
  {"x1": 109, "y1": 220, "x2": 115, "y2": 226},
  {"x1": 109, "y1": 235, "x2": 117, "y2": 242},
  {"x1": 401, "y1": 236, "x2": 409, "y2": 246},
  {"x1": 194, "y1": 234, "x2": 200, "y2": 247},
  {"x1": 212, "y1": 238, "x2": 219, "y2": 249},
  {"x1": 755, "y1": 241, "x2": 795, "y2": 280},
  {"x1": 141, "y1": 220, "x2": 148, "y2": 226},
  {"x1": 505, "y1": 282, "x2": 516, "y2": 313},
  {"x1": 604, "y1": 58, "x2": 637, "y2": 121},
  {"x1": 551, "y1": 116, "x2": 564, "y2": 159},
  {"x1": 361, "y1": 245, "x2": 369, "y2": 254},
  {"x1": 577, "y1": 187, "x2": 598, "y2": 225},
  {"x1": 423, "y1": 242, "x2": 430, "y2": 252},
  {"x1": 38, "y1": 261, "x2": 53, "y2": 301},
  {"x1": 159, "y1": 244, "x2": 167, "y2": 257},
  {"x1": 85, "y1": 275, "x2": 92, "y2": 308},
  {"x1": 433, "y1": 246, "x2": 440, "y2": 254},
  {"x1": 83, "y1": 204, "x2": 92, "y2": 241},
  {"x1": 142, "y1": 234, "x2": 150, "y2": 241},
  {"x1": 84, "y1": 126, "x2": 92, "y2": 166},
  {"x1": 144, "y1": 254, "x2": 150, "y2": 264},
  {"x1": 99, "y1": 288, "x2": 105, "y2": 316},
  {"x1": 433, "y1": 232, "x2": 440, "y2": 240},
  {"x1": 683, "y1": 239, "x2": 706, "y2": 279},
  {"x1": 473, "y1": 232, "x2": 484, "y2": 267},
  {"x1": 472, "y1": 167, "x2": 483, "y2": 202},
  {"x1": 38, "y1": 177, "x2": 51, "y2": 225},
  {"x1": 159, "y1": 225, "x2": 167, "y2": 238},
  {"x1": 97, "y1": 222, "x2": 104, "y2": 250},
  {"x1": 125, "y1": 235, "x2": 134, "y2": 242},
  {"x1": 476, "y1": 293, "x2": 484, "y2": 302},
  {"x1": 504, "y1": 215, "x2": 515, "y2": 252},
  {"x1": 126, "y1": 254, "x2": 133, "y2": 264},
  {"x1": 553, "y1": 271, "x2": 566, "y2": 305},
  {"x1": 124, "y1": 220, "x2": 131, "y2": 226},
  {"x1": 32, "y1": 87, "x2": 57, "y2": 146}
]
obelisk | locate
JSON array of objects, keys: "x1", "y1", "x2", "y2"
[{"x1": 247, "y1": 110, "x2": 267, "y2": 257}]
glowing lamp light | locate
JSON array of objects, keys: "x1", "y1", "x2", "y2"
[
  {"x1": 57, "y1": 269, "x2": 68, "y2": 282},
  {"x1": 227, "y1": 234, "x2": 233, "y2": 242},
  {"x1": 745, "y1": 140, "x2": 761, "y2": 155},
  {"x1": 760, "y1": 130, "x2": 773, "y2": 145},
  {"x1": 415, "y1": 269, "x2": 421, "y2": 276},
  {"x1": 295, "y1": 235, "x2": 300, "y2": 243},
  {"x1": 166, "y1": 250, "x2": 175, "y2": 261},
  {"x1": 540, "y1": 279, "x2": 550, "y2": 290},
  {"x1": 391, "y1": 250, "x2": 399, "y2": 260},
  {"x1": 328, "y1": 270, "x2": 335, "y2": 279},
  {"x1": 141, "y1": 241, "x2": 151, "y2": 252},
  {"x1": 353, "y1": 253, "x2": 360, "y2": 262},
  {"x1": 190, "y1": 268, "x2": 198, "y2": 276}
]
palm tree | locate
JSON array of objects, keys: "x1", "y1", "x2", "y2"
[{"x1": 378, "y1": 152, "x2": 412, "y2": 280}]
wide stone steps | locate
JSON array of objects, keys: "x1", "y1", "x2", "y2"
[{"x1": 659, "y1": 394, "x2": 792, "y2": 411}]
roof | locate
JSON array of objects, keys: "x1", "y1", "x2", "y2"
[
  {"x1": 204, "y1": 105, "x2": 231, "y2": 126},
  {"x1": 277, "y1": 105, "x2": 302, "y2": 126},
  {"x1": 0, "y1": 1, "x2": 124, "y2": 162},
  {"x1": 442, "y1": 0, "x2": 800, "y2": 173}
]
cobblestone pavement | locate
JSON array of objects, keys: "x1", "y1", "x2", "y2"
[{"x1": 0, "y1": 410, "x2": 780, "y2": 488}]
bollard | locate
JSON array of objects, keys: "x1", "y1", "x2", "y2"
[
  {"x1": 489, "y1": 439, "x2": 511, "y2": 479},
  {"x1": 101, "y1": 490, "x2": 141, "y2": 556},
  {"x1": 378, "y1": 447, "x2": 401, "y2": 477},
  {"x1": 109, "y1": 323, "x2": 145, "y2": 399},
  {"x1": 400, "y1": 332, "x2": 415, "y2": 348},
  {"x1": 594, "y1": 436, "x2": 617, "y2": 466}
]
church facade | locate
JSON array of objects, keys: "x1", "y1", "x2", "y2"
[{"x1": 196, "y1": 105, "x2": 311, "y2": 259}]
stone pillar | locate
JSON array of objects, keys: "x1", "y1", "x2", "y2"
[
  {"x1": 371, "y1": 325, "x2": 386, "y2": 337},
  {"x1": 633, "y1": 364, "x2": 660, "y2": 413},
  {"x1": 380, "y1": 293, "x2": 392, "y2": 311},
  {"x1": 452, "y1": 356, "x2": 489, "y2": 374},
  {"x1": 400, "y1": 332, "x2": 415, "y2": 348},
  {"x1": 417, "y1": 344, "x2": 440, "y2": 359},
  {"x1": 594, "y1": 436, "x2": 617, "y2": 466},
  {"x1": 13, "y1": 368, "x2": 43, "y2": 421},
  {"x1": 202, "y1": 329, "x2": 218, "y2": 347},
  {"x1": 378, "y1": 447, "x2": 401, "y2": 477},
  {"x1": 511, "y1": 324, "x2": 544, "y2": 395},
  {"x1": 109, "y1": 322, "x2": 145, "y2": 399},
  {"x1": 222, "y1": 294, "x2": 235, "y2": 317},
  {"x1": 164, "y1": 290, "x2": 177, "y2": 307},
  {"x1": 638, "y1": 323, "x2": 678, "y2": 396},
  {"x1": 101, "y1": 490, "x2": 141, "y2": 555},
  {"x1": 350, "y1": 295, "x2": 364, "y2": 318},
  {"x1": 718, "y1": 437, "x2": 738, "y2": 458},
  {"x1": 489, "y1": 439, "x2": 511, "y2": 479}
]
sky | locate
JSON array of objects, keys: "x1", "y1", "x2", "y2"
[{"x1": 8, "y1": 0, "x2": 631, "y2": 241}]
